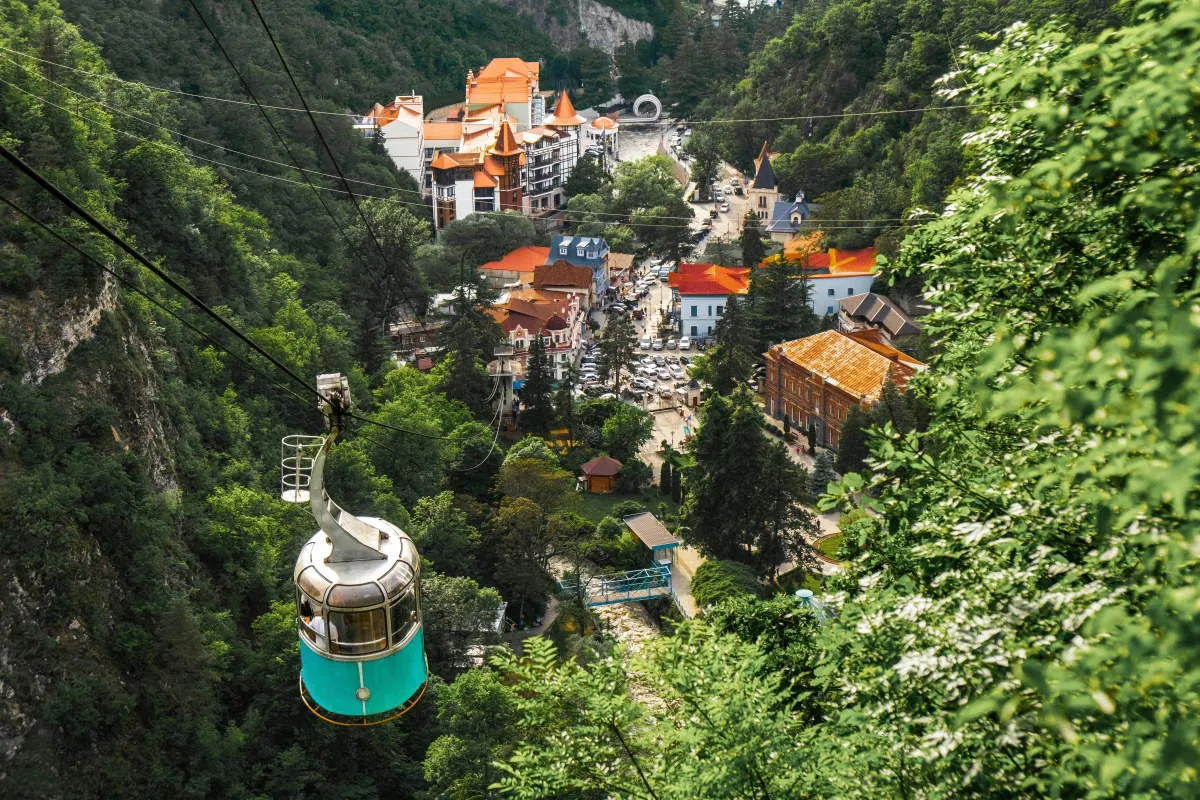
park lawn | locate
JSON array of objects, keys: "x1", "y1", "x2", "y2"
[
  {"x1": 817, "y1": 533, "x2": 844, "y2": 560},
  {"x1": 571, "y1": 488, "x2": 682, "y2": 524}
]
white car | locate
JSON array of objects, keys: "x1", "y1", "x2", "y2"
[
  {"x1": 652, "y1": 339, "x2": 665, "y2": 351},
  {"x1": 666, "y1": 339, "x2": 678, "y2": 350},
  {"x1": 720, "y1": 202, "x2": 730, "y2": 213},
  {"x1": 670, "y1": 366, "x2": 686, "y2": 380},
  {"x1": 657, "y1": 368, "x2": 672, "y2": 381},
  {"x1": 639, "y1": 337, "x2": 653, "y2": 349},
  {"x1": 678, "y1": 336, "x2": 692, "y2": 351}
]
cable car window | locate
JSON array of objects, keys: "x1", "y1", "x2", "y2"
[
  {"x1": 328, "y1": 581, "x2": 385, "y2": 608},
  {"x1": 297, "y1": 589, "x2": 325, "y2": 646},
  {"x1": 328, "y1": 609, "x2": 387, "y2": 656},
  {"x1": 389, "y1": 592, "x2": 419, "y2": 645}
]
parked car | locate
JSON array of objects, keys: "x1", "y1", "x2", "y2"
[
  {"x1": 632, "y1": 308, "x2": 645, "y2": 320},
  {"x1": 709, "y1": 208, "x2": 719, "y2": 219},
  {"x1": 654, "y1": 355, "x2": 667, "y2": 367},
  {"x1": 639, "y1": 337, "x2": 652, "y2": 349},
  {"x1": 652, "y1": 339, "x2": 665, "y2": 351},
  {"x1": 666, "y1": 339, "x2": 678, "y2": 350},
  {"x1": 657, "y1": 368, "x2": 672, "y2": 381},
  {"x1": 678, "y1": 336, "x2": 692, "y2": 350},
  {"x1": 678, "y1": 356, "x2": 689, "y2": 365},
  {"x1": 670, "y1": 366, "x2": 686, "y2": 380}
]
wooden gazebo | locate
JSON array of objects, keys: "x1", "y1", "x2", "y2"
[{"x1": 579, "y1": 456, "x2": 622, "y2": 493}]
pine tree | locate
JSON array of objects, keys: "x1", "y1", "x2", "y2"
[
  {"x1": 746, "y1": 255, "x2": 820, "y2": 354},
  {"x1": 739, "y1": 212, "x2": 767, "y2": 268},
  {"x1": 704, "y1": 295, "x2": 755, "y2": 395},
  {"x1": 598, "y1": 313, "x2": 638, "y2": 391},
  {"x1": 520, "y1": 335, "x2": 555, "y2": 434},
  {"x1": 835, "y1": 404, "x2": 871, "y2": 475},
  {"x1": 660, "y1": 460, "x2": 672, "y2": 496},
  {"x1": 670, "y1": 463, "x2": 683, "y2": 504},
  {"x1": 809, "y1": 451, "x2": 836, "y2": 500},
  {"x1": 554, "y1": 365, "x2": 579, "y2": 442}
]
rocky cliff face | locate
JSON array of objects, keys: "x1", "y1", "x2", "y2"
[{"x1": 493, "y1": 0, "x2": 654, "y2": 54}]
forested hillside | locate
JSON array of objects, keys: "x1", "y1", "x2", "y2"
[{"x1": 4, "y1": 0, "x2": 1198, "y2": 797}]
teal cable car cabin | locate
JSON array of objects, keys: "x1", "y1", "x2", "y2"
[{"x1": 284, "y1": 374, "x2": 428, "y2": 725}]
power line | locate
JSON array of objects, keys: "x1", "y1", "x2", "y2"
[
  {"x1": 0, "y1": 193, "x2": 315, "y2": 411},
  {"x1": 246, "y1": 0, "x2": 428, "y2": 323},
  {"x1": 184, "y1": 0, "x2": 362, "y2": 265},
  {"x1": 0, "y1": 52, "x2": 421, "y2": 197},
  {"x1": 0, "y1": 74, "x2": 381, "y2": 200},
  {"x1": 0, "y1": 43, "x2": 350, "y2": 116},
  {"x1": 677, "y1": 101, "x2": 1012, "y2": 126}
]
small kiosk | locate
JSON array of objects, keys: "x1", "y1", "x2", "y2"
[{"x1": 622, "y1": 512, "x2": 679, "y2": 569}]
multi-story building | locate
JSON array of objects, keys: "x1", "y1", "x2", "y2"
[
  {"x1": 548, "y1": 235, "x2": 610, "y2": 299},
  {"x1": 488, "y1": 290, "x2": 586, "y2": 383},
  {"x1": 357, "y1": 59, "x2": 586, "y2": 230},
  {"x1": 763, "y1": 329, "x2": 926, "y2": 449},
  {"x1": 668, "y1": 263, "x2": 752, "y2": 340}
]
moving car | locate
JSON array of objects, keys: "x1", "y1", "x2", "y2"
[{"x1": 720, "y1": 202, "x2": 730, "y2": 213}]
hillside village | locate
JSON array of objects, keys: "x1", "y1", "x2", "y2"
[{"x1": 2, "y1": 0, "x2": 1195, "y2": 797}]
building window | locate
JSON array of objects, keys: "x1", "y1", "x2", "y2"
[
  {"x1": 559, "y1": 245, "x2": 568, "y2": 255},
  {"x1": 716, "y1": 305, "x2": 724, "y2": 316},
  {"x1": 690, "y1": 305, "x2": 697, "y2": 317},
  {"x1": 827, "y1": 288, "x2": 835, "y2": 296},
  {"x1": 690, "y1": 325, "x2": 698, "y2": 336},
  {"x1": 707, "y1": 305, "x2": 713, "y2": 316},
  {"x1": 577, "y1": 247, "x2": 585, "y2": 257},
  {"x1": 587, "y1": 250, "x2": 596, "y2": 258},
  {"x1": 827, "y1": 306, "x2": 834, "y2": 314},
  {"x1": 847, "y1": 287, "x2": 855, "y2": 295},
  {"x1": 758, "y1": 196, "x2": 767, "y2": 208}
]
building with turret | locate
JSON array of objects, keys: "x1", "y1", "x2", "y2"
[{"x1": 355, "y1": 59, "x2": 586, "y2": 230}]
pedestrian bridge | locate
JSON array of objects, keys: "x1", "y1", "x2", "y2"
[{"x1": 559, "y1": 565, "x2": 673, "y2": 608}]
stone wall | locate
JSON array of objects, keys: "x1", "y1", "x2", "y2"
[{"x1": 493, "y1": 0, "x2": 654, "y2": 54}]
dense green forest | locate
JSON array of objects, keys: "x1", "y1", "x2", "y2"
[{"x1": 3, "y1": 0, "x2": 1199, "y2": 797}]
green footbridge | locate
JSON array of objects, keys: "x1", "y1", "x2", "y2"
[{"x1": 559, "y1": 565, "x2": 673, "y2": 607}]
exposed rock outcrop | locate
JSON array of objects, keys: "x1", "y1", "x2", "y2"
[{"x1": 493, "y1": 0, "x2": 654, "y2": 54}]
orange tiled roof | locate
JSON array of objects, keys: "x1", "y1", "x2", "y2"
[
  {"x1": 810, "y1": 247, "x2": 876, "y2": 274},
  {"x1": 581, "y1": 456, "x2": 622, "y2": 477},
  {"x1": 590, "y1": 115, "x2": 618, "y2": 130},
  {"x1": 474, "y1": 171, "x2": 497, "y2": 188},
  {"x1": 534, "y1": 261, "x2": 592, "y2": 290},
  {"x1": 493, "y1": 120, "x2": 522, "y2": 156},
  {"x1": 480, "y1": 245, "x2": 552, "y2": 273},
  {"x1": 783, "y1": 232, "x2": 826, "y2": 258},
  {"x1": 668, "y1": 263, "x2": 751, "y2": 296},
  {"x1": 429, "y1": 152, "x2": 462, "y2": 170},
  {"x1": 467, "y1": 58, "x2": 539, "y2": 107},
  {"x1": 423, "y1": 121, "x2": 463, "y2": 141},
  {"x1": 544, "y1": 90, "x2": 585, "y2": 127},
  {"x1": 773, "y1": 330, "x2": 925, "y2": 401}
]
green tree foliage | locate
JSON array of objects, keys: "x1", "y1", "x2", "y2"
[
  {"x1": 808, "y1": 450, "x2": 836, "y2": 500},
  {"x1": 745, "y1": 254, "x2": 819, "y2": 354},
  {"x1": 420, "y1": 572, "x2": 504, "y2": 675},
  {"x1": 490, "y1": 628, "x2": 806, "y2": 799},
  {"x1": 409, "y1": 491, "x2": 480, "y2": 577},
  {"x1": 423, "y1": 667, "x2": 517, "y2": 799},
  {"x1": 684, "y1": 387, "x2": 815, "y2": 575},
  {"x1": 439, "y1": 211, "x2": 539, "y2": 266},
  {"x1": 599, "y1": 403, "x2": 653, "y2": 462},
  {"x1": 738, "y1": 211, "x2": 766, "y2": 268},
  {"x1": 689, "y1": 559, "x2": 766, "y2": 609},
  {"x1": 699, "y1": 294, "x2": 754, "y2": 395},
  {"x1": 518, "y1": 334, "x2": 555, "y2": 435},
  {"x1": 659, "y1": 459, "x2": 672, "y2": 495},
  {"x1": 835, "y1": 380, "x2": 925, "y2": 474},
  {"x1": 597, "y1": 311, "x2": 637, "y2": 390},
  {"x1": 684, "y1": 128, "x2": 721, "y2": 200},
  {"x1": 496, "y1": 451, "x2": 573, "y2": 512},
  {"x1": 563, "y1": 152, "x2": 609, "y2": 198}
]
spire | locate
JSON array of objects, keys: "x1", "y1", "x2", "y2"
[
  {"x1": 493, "y1": 119, "x2": 523, "y2": 156},
  {"x1": 751, "y1": 142, "x2": 777, "y2": 191},
  {"x1": 544, "y1": 90, "x2": 585, "y2": 127}
]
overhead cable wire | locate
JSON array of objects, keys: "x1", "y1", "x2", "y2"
[
  {"x1": 0, "y1": 43, "x2": 350, "y2": 116},
  {"x1": 0, "y1": 193, "x2": 314, "y2": 411},
  {"x1": 0, "y1": 44, "x2": 1005, "y2": 127},
  {"x1": 0, "y1": 75, "x2": 377, "y2": 199},
  {"x1": 0, "y1": 52, "x2": 420, "y2": 197},
  {"x1": 184, "y1": 0, "x2": 361, "y2": 260},
  {"x1": 0, "y1": 142, "x2": 450, "y2": 442},
  {"x1": 245, "y1": 0, "x2": 427, "y2": 321}
]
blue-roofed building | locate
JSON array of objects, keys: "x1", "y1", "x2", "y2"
[
  {"x1": 548, "y1": 235, "x2": 610, "y2": 298},
  {"x1": 765, "y1": 194, "x2": 814, "y2": 244}
]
